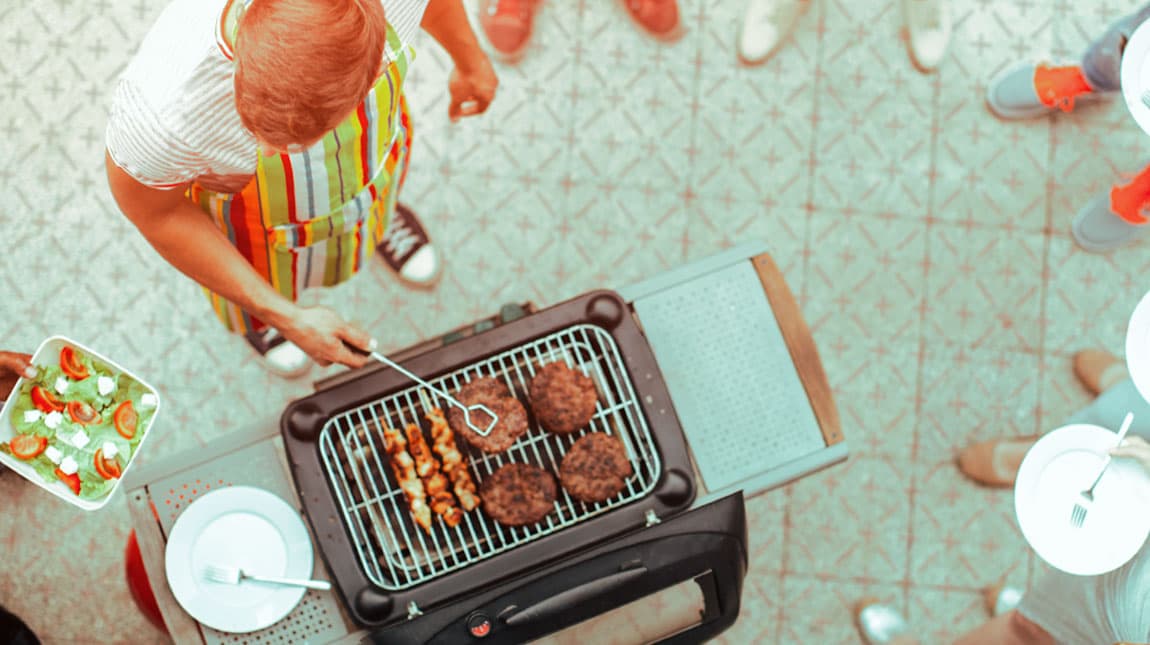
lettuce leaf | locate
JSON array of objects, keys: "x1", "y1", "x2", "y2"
[{"x1": 79, "y1": 478, "x2": 116, "y2": 500}]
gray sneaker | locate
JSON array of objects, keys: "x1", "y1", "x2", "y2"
[
  {"x1": 986, "y1": 62, "x2": 1106, "y2": 120},
  {"x1": 1071, "y1": 191, "x2": 1149, "y2": 253}
]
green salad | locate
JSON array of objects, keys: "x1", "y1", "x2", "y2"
[{"x1": 1, "y1": 345, "x2": 156, "y2": 500}]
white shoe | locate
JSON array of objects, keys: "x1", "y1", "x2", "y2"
[
  {"x1": 854, "y1": 599, "x2": 913, "y2": 645},
  {"x1": 245, "y1": 328, "x2": 312, "y2": 379},
  {"x1": 738, "y1": 0, "x2": 808, "y2": 66},
  {"x1": 903, "y1": 0, "x2": 951, "y2": 71}
]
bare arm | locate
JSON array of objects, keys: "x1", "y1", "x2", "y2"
[
  {"x1": 420, "y1": 0, "x2": 484, "y2": 65},
  {"x1": 104, "y1": 151, "x2": 371, "y2": 367},
  {"x1": 420, "y1": 0, "x2": 498, "y2": 120},
  {"x1": 105, "y1": 152, "x2": 294, "y2": 325}
]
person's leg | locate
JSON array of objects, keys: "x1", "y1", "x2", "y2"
[
  {"x1": 1071, "y1": 163, "x2": 1150, "y2": 253},
  {"x1": 985, "y1": 3, "x2": 1150, "y2": 119},
  {"x1": 957, "y1": 350, "x2": 1145, "y2": 486},
  {"x1": 1064, "y1": 378, "x2": 1150, "y2": 439},
  {"x1": 1079, "y1": 2, "x2": 1150, "y2": 92}
]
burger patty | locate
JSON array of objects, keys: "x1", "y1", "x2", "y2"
[
  {"x1": 528, "y1": 362, "x2": 598, "y2": 435},
  {"x1": 480, "y1": 463, "x2": 557, "y2": 526},
  {"x1": 447, "y1": 377, "x2": 529, "y2": 453},
  {"x1": 559, "y1": 433, "x2": 634, "y2": 503}
]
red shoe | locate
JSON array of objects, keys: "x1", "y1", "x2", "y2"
[
  {"x1": 479, "y1": 0, "x2": 541, "y2": 62},
  {"x1": 622, "y1": 0, "x2": 683, "y2": 41}
]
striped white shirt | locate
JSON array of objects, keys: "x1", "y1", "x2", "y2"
[{"x1": 106, "y1": 0, "x2": 429, "y2": 191}]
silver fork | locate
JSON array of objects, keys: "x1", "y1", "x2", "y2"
[
  {"x1": 203, "y1": 564, "x2": 331, "y2": 590},
  {"x1": 1070, "y1": 412, "x2": 1134, "y2": 528}
]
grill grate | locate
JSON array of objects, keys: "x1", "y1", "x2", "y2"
[{"x1": 318, "y1": 324, "x2": 662, "y2": 591}]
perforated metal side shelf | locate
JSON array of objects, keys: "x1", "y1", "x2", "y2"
[{"x1": 124, "y1": 423, "x2": 359, "y2": 645}]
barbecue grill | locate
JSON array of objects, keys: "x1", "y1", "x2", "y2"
[{"x1": 281, "y1": 242, "x2": 846, "y2": 643}]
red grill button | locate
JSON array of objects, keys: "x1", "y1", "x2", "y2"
[{"x1": 467, "y1": 613, "x2": 492, "y2": 638}]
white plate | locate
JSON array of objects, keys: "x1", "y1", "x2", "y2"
[
  {"x1": 1125, "y1": 289, "x2": 1150, "y2": 404},
  {"x1": 0, "y1": 336, "x2": 161, "y2": 510},
  {"x1": 1015, "y1": 424, "x2": 1150, "y2": 576},
  {"x1": 165, "y1": 486, "x2": 314, "y2": 633},
  {"x1": 1122, "y1": 20, "x2": 1150, "y2": 137}
]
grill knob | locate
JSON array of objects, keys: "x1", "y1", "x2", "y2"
[{"x1": 466, "y1": 612, "x2": 492, "y2": 638}]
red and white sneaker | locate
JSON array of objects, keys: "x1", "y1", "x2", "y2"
[
  {"x1": 376, "y1": 203, "x2": 442, "y2": 288},
  {"x1": 479, "y1": 0, "x2": 542, "y2": 63},
  {"x1": 622, "y1": 0, "x2": 683, "y2": 41}
]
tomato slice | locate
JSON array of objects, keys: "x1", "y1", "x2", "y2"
[
  {"x1": 66, "y1": 401, "x2": 101, "y2": 426},
  {"x1": 94, "y1": 449, "x2": 122, "y2": 480},
  {"x1": 30, "y1": 386, "x2": 65, "y2": 413},
  {"x1": 114, "y1": 401, "x2": 138, "y2": 439},
  {"x1": 59, "y1": 346, "x2": 89, "y2": 380},
  {"x1": 10, "y1": 435, "x2": 47, "y2": 460},
  {"x1": 55, "y1": 469, "x2": 81, "y2": 495}
]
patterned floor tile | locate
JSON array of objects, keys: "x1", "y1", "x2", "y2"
[
  {"x1": 812, "y1": 0, "x2": 939, "y2": 216},
  {"x1": 917, "y1": 344, "x2": 1042, "y2": 459},
  {"x1": 817, "y1": 338, "x2": 920, "y2": 459},
  {"x1": 1042, "y1": 234, "x2": 1149, "y2": 357},
  {"x1": 693, "y1": 0, "x2": 819, "y2": 211},
  {"x1": 1036, "y1": 351, "x2": 1097, "y2": 434},
  {"x1": 904, "y1": 586, "x2": 995, "y2": 643},
  {"x1": 908, "y1": 460, "x2": 1032, "y2": 589},
  {"x1": 777, "y1": 577, "x2": 906, "y2": 645},
  {"x1": 922, "y1": 223, "x2": 1047, "y2": 352},
  {"x1": 785, "y1": 456, "x2": 913, "y2": 583},
  {"x1": 745, "y1": 489, "x2": 789, "y2": 577},
  {"x1": 714, "y1": 570, "x2": 782, "y2": 645},
  {"x1": 804, "y1": 210, "x2": 929, "y2": 344},
  {"x1": 560, "y1": 183, "x2": 690, "y2": 293},
  {"x1": 686, "y1": 202, "x2": 809, "y2": 292}
]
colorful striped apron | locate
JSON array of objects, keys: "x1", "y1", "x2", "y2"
[{"x1": 188, "y1": 8, "x2": 415, "y2": 334}]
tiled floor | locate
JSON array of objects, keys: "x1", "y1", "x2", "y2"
[{"x1": 2, "y1": 0, "x2": 1150, "y2": 642}]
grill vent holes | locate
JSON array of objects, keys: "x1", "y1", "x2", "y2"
[{"x1": 215, "y1": 592, "x2": 335, "y2": 644}]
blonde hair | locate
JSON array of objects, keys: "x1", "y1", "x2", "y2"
[{"x1": 234, "y1": 0, "x2": 387, "y2": 147}]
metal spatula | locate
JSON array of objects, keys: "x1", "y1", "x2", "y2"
[
  {"x1": 344, "y1": 341, "x2": 499, "y2": 436},
  {"x1": 1070, "y1": 412, "x2": 1134, "y2": 528}
]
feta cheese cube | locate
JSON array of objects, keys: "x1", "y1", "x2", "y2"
[
  {"x1": 97, "y1": 376, "x2": 116, "y2": 397},
  {"x1": 44, "y1": 446, "x2": 63, "y2": 465},
  {"x1": 102, "y1": 442, "x2": 118, "y2": 458},
  {"x1": 22, "y1": 410, "x2": 42, "y2": 424},
  {"x1": 59, "y1": 455, "x2": 78, "y2": 476},
  {"x1": 54, "y1": 376, "x2": 69, "y2": 395},
  {"x1": 70, "y1": 430, "x2": 89, "y2": 450},
  {"x1": 44, "y1": 411, "x2": 63, "y2": 429},
  {"x1": 140, "y1": 393, "x2": 157, "y2": 408}
]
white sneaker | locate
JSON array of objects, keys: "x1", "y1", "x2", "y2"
[
  {"x1": 245, "y1": 328, "x2": 312, "y2": 379},
  {"x1": 903, "y1": 0, "x2": 951, "y2": 71},
  {"x1": 738, "y1": 0, "x2": 808, "y2": 66}
]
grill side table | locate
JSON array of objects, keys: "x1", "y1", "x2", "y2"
[{"x1": 122, "y1": 415, "x2": 367, "y2": 645}]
